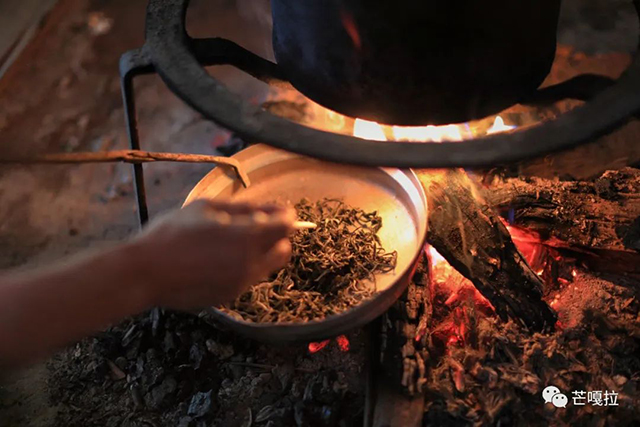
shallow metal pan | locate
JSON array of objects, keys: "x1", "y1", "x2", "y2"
[{"x1": 184, "y1": 144, "x2": 428, "y2": 343}]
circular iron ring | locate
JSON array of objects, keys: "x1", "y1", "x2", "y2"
[{"x1": 145, "y1": 0, "x2": 640, "y2": 169}]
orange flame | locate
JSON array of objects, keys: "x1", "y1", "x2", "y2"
[{"x1": 353, "y1": 116, "x2": 512, "y2": 142}]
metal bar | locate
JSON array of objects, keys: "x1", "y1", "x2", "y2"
[
  {"x1": 190, "y1": 38, "x2": 289, "y2": 88},
  {"x1": 363, "y1": 318, "x2": 381, "y2": 427},
  {"x1": 119, "y1": 48, "x2": 155, "y2": 227}
]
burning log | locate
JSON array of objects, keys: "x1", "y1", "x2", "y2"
[
  {"x1": 485, "y1": 167, "x2": 640, "y2": 276},
  {"x1": 417, "y1": 169, "x2": 557, "y2": 332}
]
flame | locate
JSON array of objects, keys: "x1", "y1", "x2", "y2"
[
  {"x1": 427, "y1": 245, "x2": 495, "y2": 314},
  {"x1": 426, "y1": 245, "x2": 446, "y2": 265},
  {"x1": 392, "y1": 124, "x2": 465, "y2": 142},
  {"x1": 487, "y1": 116, "x2": 516, "y2": 134},
  {"x1": 266, "y1": 85, "x2": 520, "y2": 140},
  {"x1": 353, "y1": 119, "x2": 468, "y2": 142},
  {"x1": 353, "y1": 119, "x2": 387, "y2": 140},
  {"x1": 353, "y1": 117, "x2": 513, "y2": 142}
]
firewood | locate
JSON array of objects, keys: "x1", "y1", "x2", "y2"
[
  {"x1": 417, "y1": 169, "x2": 557, "y2": 332},
  {"x1": 484, "y1": 167, "x2": 640, "y2": 276},
  {"x1": 378, "y1": 257, "x2": 431, "y2": 396},
  {"x1": 372, "y1": 258, "x2": 430, "y2": 427}
]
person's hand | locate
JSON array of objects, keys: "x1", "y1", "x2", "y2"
[{"x1": 130, "y1": 199, "x2": 295, "y2": 311}]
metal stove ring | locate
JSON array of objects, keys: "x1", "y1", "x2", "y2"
[{"x1": 129, "y1": 0, "x2": 640, "y2": 171}]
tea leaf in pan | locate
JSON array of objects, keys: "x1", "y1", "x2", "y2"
[{"x1": 220, "y1": 198, "x2": 398, "y2": 323}]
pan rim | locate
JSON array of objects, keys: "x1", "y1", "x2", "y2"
[{"x1": 184, "y1": 144, "x2": 428, "y2": 342}]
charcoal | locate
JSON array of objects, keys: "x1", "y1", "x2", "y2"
[
  {"x1": 205, "y1": 339, "x2": 234, "y2": 360},
  {"x1": 145, "y1": 376, "x2": 177, "y2": 409},
  {"x1": 121, "y1": 324, "x2": 139, "y2": 347},
  {"x1": 163, "y1": 331, "x2": 176, "y2": 352},
  {"x1": 130, "y1": 385, "x2": 144, "y2": 408},
  {"x1": 293, "y1": 401, "x2": 306, "y2": 427},
  {"x1": 187, "y1": 391, "x2": 212, "y2": 418},
  {"x1": 255, "y1": 405, "x2": 277, "y2": 423},
  {"x1": 115, "y1": 356, "x2": 127, "y2": 370},
  {"x1": 189, "y1": 343, "x2": 204, "y2": 370},
  {"x1": 273, "y1": 363, "x2": 295, "y2": 391},
  {"x1": 239, "y1": 408, "x2": 253, "y2": 427}
]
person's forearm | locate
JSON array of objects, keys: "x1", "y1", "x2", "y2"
[{"x1": 0, "y1": 241, "x2": 153, "y2": 369}]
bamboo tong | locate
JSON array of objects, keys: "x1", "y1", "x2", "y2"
[{"x1": 205, "y1": 209, "x2": 317, "y2": 230}]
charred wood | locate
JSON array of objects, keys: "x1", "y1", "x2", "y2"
[
  {"x1": 371, "y1": 258, "x2": 430, "y2": 427},
  {"x1": 378, "y1": 257, "x2": 431, "y2": 397},
  {"x1": 485, "y1": 167, "x2": 640, "y2": 276},
  {"x1": 417, "y1": 169, "x2": 557, "y2": 332}
]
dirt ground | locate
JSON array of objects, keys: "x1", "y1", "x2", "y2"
[
  {"x1": 0, "y1": 0, "x2": 273, "y2": 425},
  {"x1": 0, "y1": 0, "x2": 638, "y2": 425}
]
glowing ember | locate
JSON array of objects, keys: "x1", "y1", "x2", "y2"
[
  {"x1": 336, "y1": 335, "x2": 350, "y2": 352},
  {"x1": 308, "y1": 336, "x2": 351, "y2": 354},
  {"x1": 505, "y1": 224, "x2": 550, "y2": 273},
  {"x1": 427, "y1": 245, "x2": 495, "y2": 314},
  {"x1": 308, "y1": 340, "x2": 330, "y2": 354}
]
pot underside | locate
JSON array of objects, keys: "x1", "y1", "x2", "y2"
[{"x1": 271, "y1": 0, "x2": 562, "y2": 125}]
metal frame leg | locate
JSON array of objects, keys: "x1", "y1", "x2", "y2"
[{"x1": 119, "y1": 47, "x2": 155, "y2": 227}]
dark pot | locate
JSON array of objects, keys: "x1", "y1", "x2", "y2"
[{"x1": 271, "y1": 0, "x2": 562, "y2": 125}]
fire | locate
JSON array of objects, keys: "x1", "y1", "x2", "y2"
[
  {"x1": 392, "y1": 124, "x2": 465, "y2": 142},
  {"x1": 353, "y1": 118, "x2": 387, "y2": 141},
  {"x1": 308, "y1": 340, "x2": 330, "y2": 353},
  {"x1": 353, "y1": 116, "x2": 512, "y2": 142},
  {"x1": 308, "y1": 335, "x2": 350, "y2": 354},
  {"x1": 487, "y1": 116, "x2": 516, "y2": 134},
  {"x1": 427, "y1": 244, "x2": 496, "y2": 350},
  {"x1": 336, "y1": 335, "x2": 350, "y2": 352}
]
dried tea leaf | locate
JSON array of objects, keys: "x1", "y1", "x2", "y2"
[{"x1": 221, "y1": 198, "x2": 397, "y2": 323}]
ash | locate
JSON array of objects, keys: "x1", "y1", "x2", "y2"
[
  {"x1": 48, "y1": 312, "x2": 365, "y2": 427},
  {"x1": 423, "y1": 270, "x2": 640, "y2": 426}
]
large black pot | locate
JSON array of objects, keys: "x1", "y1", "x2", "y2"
[{"x1": 271, "y1": 0, "x2": 562, "y2": 125}]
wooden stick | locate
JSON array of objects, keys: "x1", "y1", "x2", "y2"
[
  {"x1": 206, "y1": 208, "x2": 317, "y2": 229},
  {"x1": 0, "y1": 150, "x2": 251, "y2": 188},
  {"x1": 293, "y1": 221, "x2": 317, "y2": 230}
]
